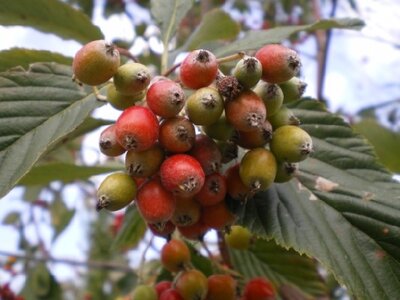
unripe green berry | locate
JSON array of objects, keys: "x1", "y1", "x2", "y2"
[
  {"x1": 233, "y1": 56, "x2": 262, "y2": 89},
  {"x1": 96, "y1": 172, "x2": 137, "y2": 211},
  {"x1": 270, "y1": 125, "x2": 313, "y2": 163},
  {"x1": 202, "y1": 114, "x2": 235, "y2": 141},
  {"x1": 186, "y1": 87, "x2": 224, "y2": 126},
  {"x1": 239, "y1": 148, "x2": 277, "y2": 191},
  {"x1": 253, "y1": 81, "x2": 283, "y2": 117},
  {"x1": 106, "y1": 83, "x2": 145, "y2": 110},
  {"x1": 132, "y1": 284, "x2": 157, "y2": 300},
  {"x1": 72, "y1": 40, "x2": 120, "y2": 86},
  {"x1": 275, "y1": 161, "x2": 298, "y2": 183},
  {"x1": 225, "y1": 225, "x2": 252, "y2": 250},
  {"x1": 268, "y1": 106, "x2": 300, "y2": 129},
  {"x1": 113, "y1": 62, "x2": 151, "y2": 95},
  {"x1": 279, "y1": 77, "x2": 307, "y2": 103}
]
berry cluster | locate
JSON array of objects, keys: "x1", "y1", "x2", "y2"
[
  {"x1": 72, "y1": 40, "x2": 314, "y2": 299},
  {"x1": 0, "y1": 284, "x2": 24, "y2": 300},
  {"x1": 130, "y1": 239, "x2": 275, "y2": 300}
]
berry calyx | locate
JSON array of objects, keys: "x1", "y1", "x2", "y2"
[
  {"x1": 275, "y1": 161, "x2": 298, "y2": 183},
  {"x1": 125, "y1": 143, "x2": 164, "y2": 177},
  {"x1": 171, "y1": 196, "x2": 202, "y2": 227},
  {"x1": 159, "y1": 117, "x2": 196, "y2": 153},
  {"x1": 233, "y1": 56, "x2": 262, "y2": 89}
]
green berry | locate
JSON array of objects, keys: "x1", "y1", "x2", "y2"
[
  {"x1": 270, "y1": 125, "x2": 313, "y2": 163},
  {"x1": 202, "y1": 114, "x2": 235, "y2": 141},
  {"x1": 96, "y1": 172, "x2": 137, "y2": 211},
  {"x1": 132, "y1": 284, "x2": 157, "y2": 300},
  {"x1": 113, "y1": 62, "x2": 151, "y2": 95},
  {"x1": 106, "y1": 83, "x2": 145, "y2": 110},
  {"x1": 275, "y1": 161, "x2": 298, "y2": 183},
  {"x1": 233, "y1": 56, "x2": 262, "y2": 89},
  {"x1": 253, "y1": 81, "x2": 283, "y2": 117},
  {"x1": 225, "y1": 225, "x2": 252, "y2": 250},
  {"x1": 279, "y1": 77, "x2": 307, "y2": 103},
  {"x1": 268, "y1": 106, "x2": 300, "y2": 130}
]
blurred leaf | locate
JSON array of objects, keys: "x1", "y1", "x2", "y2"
[
  {"x1": 151, "y1": 0, "x2": 195, "y2": 46},
  {"x1": 67, "y1": 0, "x2": 95, "y2": 18},
  {"x1": 50, "y1": 196, "x2": 75, "y2": 240},
  {"x1": 0, "y1": 0, "x2": 103, "y2": 43},
  {"x1": 115, "y1": 271, "x2": 137, "y2": 296},
  {"x1": 182, "y1": 9, "x2": 240, "y2": 51},
  {"x1": 353, "y1": 119, "x2": 400, "y2": 173},
  {"x1": 112, "y1": 205, "x2": 147, "y2": 251},
  {"x1": 3, "y1": 212, "x2": 21, "y2": 225},
  {"x1": 23, "y1": 186, "x2": 43, "y2": 202},
  {"x1": 187, "y1": 243, "x2": 213, "y2": 277},
  {"x1": 233, "y1": 100, "x2": 400, "y2": 300},
  {"x1": 21, "y1": 263, "x2": 62, "y2": 300},
  {"x1": 18, "y1": 162, "x2": 121, "y2": 186},
  {"x1": 230, "y1": 238, "x2": 328, "y2": 298},
  {"x1": 0, "y1": 63, "x2": 103, "y2": 198},
  {"x1": 63, "y1": 117, "x2": 113, "y2": 141},
  {"x1": 0, "y1": 48, "x2": 72, "y2": 72},
  {"x1": 215, "y1": 18, "x2": 365, "y2": 56}
]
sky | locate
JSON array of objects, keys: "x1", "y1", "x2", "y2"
[{"x1": 0, "y1": 0, "x2": 399, "y2": 294}]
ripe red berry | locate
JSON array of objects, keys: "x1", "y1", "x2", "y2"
[
  {"x1": 195, "y1": 173, "x2": 227, "y2": 207},
  {"x1": 225, "y1": 90, "x2": 266, "y2": 132},
  {"x1": 177, "y1": 220, "x2": 209, "y2": 241},
  {"x1": 255, "y1": 44, "x2": 301, "y2": 84},
  {"x1": 160, "y1": 154, "x2": 205, "y2": 197},
  {"x1": 172, "y1": 196, "x2": 202, "y2": 227},
  {"x1": 180, "y1": 49, "x2": 218, "y2": 89},
  {"x1": 146, "y1": 80, "x2": 186, "y2": 118},
  {"x1": 159, "y1": 117, "x2": 196, "y2": 153},
  {"x1": 206, "y1": 274, "x2": 237, "y2": 300},
  {"x1": 242, "y1": 277, "x2": 275, "y2": 300},
  {"x1": 115, "y1": 106, "x2": 159, "y2": 151},
  {"x1": 189, "y1": 134, "x2": 222, "y2": 176},
  {"x1": 136, "y1": 177, "x2": 176, "y2": 224},
  {"x1": 225, "y1": 164, "x2": 252, "y2": 202},
  {"x1": 201, "y1": 201, "x2": 236, "y2": 230},
  {"x1": 72, "y1": 40, "x2": 120, "y2": 86},
  {"x1": 175, "y1": 269, "x2": 208, "y2": 300},
  {"x1": 156, "y1": 281, "x2": 173, "y2": 298},
  {"x1": 99, "y1": 124, "x2": 126, "y2": 157},
  {"x1": 235, "y1": 120, "x2": 272, "y2": 149},
  {"x1": 160, "y1": 288, "x2": 184, "y2": 300},
  {"x1": 161, "y1": 239, "x2": 191, "y2": 273},
  {"x1": 148, "y1": 220, "x2": 176, "y2": 239}
]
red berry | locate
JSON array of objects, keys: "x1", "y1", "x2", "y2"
[
  {"x1": 159, "y1": 117, "x2": 196, "y2": 153},
  {"x1": 225, "y1": 164, "x2": 252, "y2": 201},
  {"x1": 189, "y1": 134, "x2": 222, "y2": 176},
  {"x1": 148, "y1": 221, "x2": 176, "y2": 239},
  {"x1": 255, "y1": 44, "x2": 300, "y2": 84},
  {"x1": 177, "y1": 220, "x2": 209, "y2": 241},
  {"x1": 201, "y1": 201, "x2": 236, "y2": 230},
  {"x1": 115, "y1": 106, "x2": 159, "y2": 151},
  {"x1": 206, "y1": 274, "x2": 237, "y2": 300},
  {"x1": 225, "y1": 90, "x2": 266, "y2": 132},
  {"x1": 160, "y1": 154, "x2": 205, "y2": 197},
  {"x1": 161, "y1": 239, "x2": 191, "y2": 273},
  {"x1": 235, "y1": 120, "x2": 272, "y2": 149},
  {"x1": 195, "y1": 173, "x2": 227, "y2": 207},
  {"x1": 160, "y1": 288, "x2": 184, "y2": 300},
  {"x1": 146, "y1": 80, "x2": 186, "y2": 118},
  {"x1": 175, "y1": 269, "x2": 208, "y2": 300},
  {"x1": 136, "y1": 177, "x2": 176, "y2": 224},
  {"x1": 125, "y1": 143, "x2": 164, "y2": 177},
  {"x1": 99, "y1": 124, "x2": 126, "y2": 157},
  {"x1": 180, "y1": 49, "x2": 218, "y2": 89},
  {"x1": 171, "y1": 196, "x2": 202, "y2": 227},
  {"x1": 242, "y1": 277, "x2": 275, "y2": 300},
  {"x1": 155, "y1": 281, "x2": 173, "y2": 297}
]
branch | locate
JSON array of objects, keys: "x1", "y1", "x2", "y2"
[{"x1": 0, "y1": 250, "x2": 134, "y2": 273}]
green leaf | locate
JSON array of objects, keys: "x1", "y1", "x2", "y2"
[
  {"x1": 0, "y1": 62, "x2": 103, "y2": 199},
  {"x1": 215, "y1": 18, "x2": 365, "y2": 57},
  {"x1": 353, "y1": 118, "x2": 400, "y2": 173},
  {"x1": 0, "y1": 48, "x2": 72, "y2": 73},
  {"x1": 182, "y1": 9, "x2": 240, "y2": 51},
  {"x1": 0, "y1": 0, "x2": 103, "y2": 43},
  {"x1": 112, "y1": 205, "x2": 147, "y2": 251},
  {"x1": 234, "y1": 100, "x2": 400, "y2": 300},
  {"x1": 18, "y1": 163, "x2": 121, "y2": 186},
  {"x1": 61, "y1": 117, "x2": 113, "y2": 142},
  {"x1": 50, "y1": 196, "x2": 75, "y2": 240},
  {"x1": 151, "y1": 0, "x2": 194, "y2": 46},
  {"x1": 230, "y1": 238, "x2": 328, "y2": 298}
]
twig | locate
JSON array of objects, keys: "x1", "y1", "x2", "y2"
[
  {"x1": 138, "y1": 236, "x2": 154, "y2": 283},
  {"x1": 217, "y1": 231, "x2": 232, "y2": 268},
  {"x1": 217, "y1": 52, "x2": 246, "y2": 64},
  {"x1": 0, "y1": 250, "x2": 133, "y2": 273},
  {"x1": 92, "y1": 86, "x2": 107, "y2": 102},
  {"x1": 116, "y1": 47, "x2": 138, "y2": 62},
  {"x1": 162, "y1": 62, "x2": 181, "y2": 77}
]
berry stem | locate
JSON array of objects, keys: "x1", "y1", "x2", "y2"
[
  {"x1": 92, "y1": 86, "x2": 107, "y2": 102},
  {"x1": 162, "y1": 62, "x2": 181, "y2": 77},
  {"x1": 116, "y1": 47, "x2": 138, "y2": 62},
  {"x1": 217, "y1": 51, "x2": 246, "y2": 65}
]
